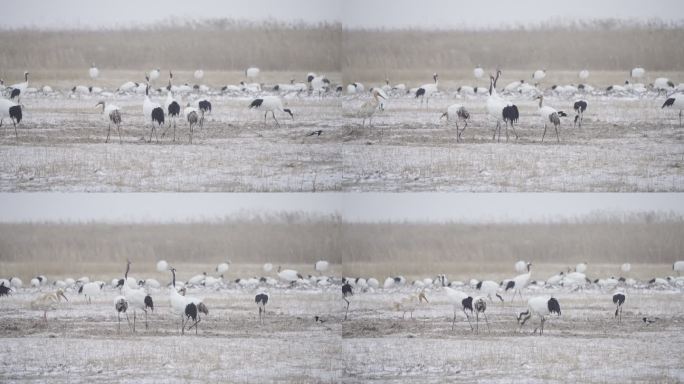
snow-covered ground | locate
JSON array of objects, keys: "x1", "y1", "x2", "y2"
[
  {"x1": 1, "y1": 272, "x2": 682, "y2": 383},
  {"x1": 1, "y1": 82, "x2": 683, "y2": 191}
]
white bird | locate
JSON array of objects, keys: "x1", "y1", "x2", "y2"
[
  {"x1": 8, "y1": 72, "x2": 29, "y2": 100},
  {"x1": 246, "y1": 67, "x2": 260, "y2": 79},
  {"x1": 10, "y1": 277, "x2": 23, "y2": 289},
  {"x1": 356, "y1": 88, "x2": 386, "y2": 129},
  {"x1": 653, "y1": 77, "x2": 675, "y2": 95},
  {"x1": 673, "y1": 261, "x2": 684, "y2": 276},
  {"x1": 440, "y1": 104, "x2": 470, "y2": 142},
  {"x1": 505, "y1": 262, "x2": 532, "y2": 302},
  {"x1": 612, "y1": 292, "x2": 625, "y2": 323},
  {"x1": 118, "y1": 81, "x2": 138, "y2": 93},
  {"x1": 114, "y1": 296, "x2": 130, "y2": 332},
  {"x1": 89, "y1": 63, "x2": 99, "y2": 79},
  {"x1": 163, "y1": 83, "x2": 181, "y2": 141},
  {"x1": 366, "y1": 278, "x2": 379, "y2": 289},
  {"x1": 575, "y1": 263, "x2": 588, "y2": 273},
  {"x1": 194, "y1": 69, "x2": 204, "y2": 80},
  {"x1": 444, "y1": 287, "x2": 475, "y2": 330},
  {"x1": 188, "y1": 272, "x2": 207, "y2": 286},
  {"x1": 517, "y1": 296, "x2": 561, "y2": 335},
  {"x1": 621, "y1": 263, "x2": 631, "y2": 273},
  {"x1": 315, "y1": 261, "x2": 329, "y2": 274},
  {"x1": 30, "y1": 289, "x2": 68, "y2": 322},
  {"x1": 393, "y1": 290, "x2": 428, "y2": 319},
  {"x1": 475, "y1": 280, "x2": 504, "y2": 303},
  {"x1": 216, "y1": 261, "x2": 231, "y2": 275},
  {"x1": 486, "y1": 71, "x2": 519, "y2": 142},
  {"x1": 255, "y1": 291, "x2": 269, "y2": 324},
  {"x1": 578, "y1": 69, "x2": 589, "y2": 80},
  {"x1": 263, "y1": 263, "x2": 273, "y2": 273},
  {"x1": 630, "y1": 67, "x2": 645, "y2": 79},
  {"x1": 0, "y1": 98, "x2": 23, "y2": 138},
  {"x1": 95, "y1": 101, "x2": 122, "y2": 143},
  {"x1": 156, "y1": 260, "x2": 169, "y2": 272},
  {"x1": 535, "y1": 95, "x2": 567, "y2": 143},
  {"x1": 79, "y1": 281, "x2": 103, "y2": 303},
  {"x1": 248, "y1": 96, "x2": 294, "y2": 128},
  {"x1": 473, "y1": 66, "x2": 484, "y2": 79},
  {"x1": 415, "y1": 73, "x2": 439, "y2": 109},
  {"x1": 562, "y1": 271, "x2": 587, "y2": 289},
  {"x1": 143, "y1": 77, "x2": 165, "y2": 142},
  {"x1": 149, "y1": 68, "x2": 161, "y2": 81},
  {"x1": 662, "y1": 94, "x2": 684, "y2": 127},
  {"x1": 515, "y1": 260, "x2": 528, "y2": 273},
  {"x1": 532, "y1": 69, "x2": 546, "y2": 83},
  {"x1": 168, "y1": 267, "x2": 208, "y2": 335},
  {"x1": 277, "y1": 266, "x2": 302, "y2": 285},
  {"x1": 503, "y1": 80, "x2": 525, "y2": 93},
  {"x1": 546, "y1": 272, "x2": 565, "y2": 286}
]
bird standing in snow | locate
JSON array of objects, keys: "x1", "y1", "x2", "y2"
[
  {"x1": 517, "y1": 296, "x2": 561, "y2": 335},
  {"x1": 440, "y1": 104, "x2": 470, "y2": 142},
  {"x1": 255, "y1": 291, "x2": 269, "y2": 324},
  {"x1": 342, "y1": 282, "x2": 353, "y2": 320},
  {"x1": 613, "y1": 292, "x2": 625, "y2": 323},
  {"x1": 95, "y1": 101, "x2": 122, "y2": 143},
  {"x1": 535, "y1": 95, "x2": 567, "y2": 143},
  {"x1": 662, "y1": 94, "x2": 684, "y2": 127},
  {"x1": 248, "y1": 96, "x2": 294, "y2": 128}
]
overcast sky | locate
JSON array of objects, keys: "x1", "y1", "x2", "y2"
[
  {"x1": 1, "y1": 0, "x2": 682, "y2": 29},
  {"x1": 0, "y1": 194, "x2": 682, "y2": 223}
]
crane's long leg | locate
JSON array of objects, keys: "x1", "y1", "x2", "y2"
[
  {"x1": 555, "y1": 123, "x2": 560, "y2": 143},
  {"x1": 145, "y1": 309, "x2": 148, "y2": 330},
  {"x1": 459, "y1": 121, "x2": 468, "y2": 142},
  {"x1": 106, "y1": 122, "x2": 111, "y2": 143},
  {"x1": 344, "y1": 297, "x2": 350, "y2": 320},
  {"x1": 492, "y1": 121, "x2": 498, "y2": 141},
  {"x1": 14, "y1": 120, "x2": 19, "y2": 140},
  {"x1": 541, "y1": 123, "x2": 548, "y2": 143},
  {"x1": 509, "y1": 121, "x2": 519, "y2": 140},
  {"x1": 264, "y1": 112, "x2": 268, "y2": 124},
  {"x1": 173, "y1": 119, "x2": 176, "y2": 142},
  {"x1": 118, "y1": 312, "x2": 121, "y2": 333},
  {"x1": 483, "y1": 312, "x2": 490, "y2": 333},
  {"x1": 189, "y1": 122, "x2": 194, "y2": 144},
  {"x1": 116, "y1": 123, "x2": 122, "y2": 144},
  {"x1": 475, "y1": 311, "x2": 479, "y2": 334},
  {"x1": 452, "y1": 311, "x2": 457, "y2": 331},
  {"x1": 133, "y1": 310, "x2": 136, "y2": 333},
  {"x1": 463, "y1": 309, "x2": 473, "y2": 331},
  {"x1": 272, "y1": 112, "x2": 280, "y2": 128}
]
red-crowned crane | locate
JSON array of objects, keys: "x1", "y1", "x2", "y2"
[
  {"x1": 95, "y1": 101, "x2": 122, "y2": 143},
  {"x1": 662, "y1": 94, "x2": 684, "y2": 127},
  {"x1": 440, "y1": 104, "x2": 470, "y2": 142},
  {"x1": 535, "y1": 95, "x2": 567, "y2": 143},
  {"x1": 517, "y1": 296, "x2": 561, "y2": 335},
  {"x1": 248, "y1": 96, "x2": 294, "y2": 128}
]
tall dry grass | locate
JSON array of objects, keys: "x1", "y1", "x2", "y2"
[
  {"x1": 0, "y1": 20, "x2": 341, "y2": 72},
  {"x1": 343, "y1": 22, "x2": 684, "y2": 81}
]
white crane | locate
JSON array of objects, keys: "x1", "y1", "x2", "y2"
[
  {"x1": 673, "y1": 261, "x2": 684, "y2": 276},
  {"x1": 30, "y1": 289, "x2": 68, "y2": 322},
  {"x1": 440, "y1": 104, "x2": 470, "y2": 142},
  {"x1": 342, "y1": 282, "x2": 353, "y2": 320},
  {"x1": 121, "y1": 260, "x2": 154, "y2": 332},
  {"x1": 277, "y1": 266, "x2": 302, "y2": 285},
  {"x1": 662, "y1": 94, "x2": 684, "y2": 127},
  {"x1": 575, "y1": 263, "x2": 588, "y2": 273},
  {"x1": 621, "y1": 263, "x2": 631, "y2": 274},
  {"x1": 515, "y1": 260, "x2": 528, "y2": 273},
  {"x1": 653, "y1": 77, "x2": 675, "y2": 96},
  {"x1": 263, "y1": 263, "x2": 273, "y2": 273},
  {"x1": 315, "y1": 261, "x2": 329, "y2": 275},
  {"x1": 255, "y1": 291, "x2": 269, "y2": 324},
  {"x1": 94, "y1": 101, "x2": 122, "y2": 143},
  {"x1": 194, "y1": 69, "x2": 204, "y2": 80},
  {"x1": 505, "y1": 262, "x2": 532, "y2": 302},
  {"x1": 630, "y1": 67, "x2": 645, "y2": 79},
  {"x1": 535, "y1": 95, "x2": 567, "y2": 143},
  {"x1": 517, "y1": 296, "x2": 561, "y2": 335},
  {"x1": 8, "y1": 72, "x2": 29, "y2": 100},
  {"x1": 168, "y1": 266, "x2": 208, "y2": 335},
  {"x1": 10, "y1": 277, "x2": 23, "y2": 289},
  {"x1": 357, "y1": 88, "x2": 386, "y2": 128},
  {"x1": 246, "y1": 67, "x2": 260, "y2": 79},
  {"x1": 143, "y1": 77, "x2": 165, "y2": 142},
  {"x1": 216, "y1": 261, "x2": 231, "y2": 275},
  {"x1": 578, "y1": 69, "x2": 589, "y2": 80},
  {"x1": 0, "y1": 98, "x2": 23, "y2": 139},
  {"x1": 149, "y1": 68, "x2": 161, "y2": 82},
  {"x1": 532, "y1": 69, "x2": 546, "y2": 84},
  {"x1": 475, "y1": 280, "x2": 504, "y2": 303},
  {"x1": 612, "y1": 292, "x2": 625, "y2": 323},
  {"x1": 89, "y1": 63, "x2": 99, "y2": 79},
  {"x1": 393, "y1": 290, "x2": 428, "y2": 319},
  {"x1": 79, "y1": 281, "x2": 103, "y2": 303},
  {"x1": 573, "y1": 100, "x2": 588, "y2": 128},
  {"x1": 473, "y1": 66, "x2": 484, "y2": 79},
  {"x1": 156, "y1": 260, "x2": 169, "y2": 272},
  {"x1": 415, "y1": 73, "x2": 439, "y2": 109},
  {"x1": 486, "y1": 71, "x2": 519, "y2": 142},
  {"x1": 248, "y1": 96, "x2": 294, "y2": 128},
  {"x1": 114, "y1": 296, "x2": 130, "y2": 332}
]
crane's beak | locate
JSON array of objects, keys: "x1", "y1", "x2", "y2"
[
  {"x1": 59, "y1": 291, "x2": 68, "y2": 301},
  {"x1": 419, "y1": 292, "x2": 428, "y2": 303}
]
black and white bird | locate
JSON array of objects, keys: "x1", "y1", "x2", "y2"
[
  {"x1": 0, "y1": 98, "x2": 23, "y2": 139},
  {"x1": 662, "y1": 94, "x2": 684, "y2": 127},
  {"x1": 486, "y1": 71, "x2": 519, "y2": 142},
  {"x1": 248, "y1": 96, "x2": 294, "y2": 128},
  {"x1": 95, "y1": 101, "x2": 122, "y2": 143},
  {"x1": 415, "y1": 73, "x2": 439, "y2": 109},
  {"x1": 255, "y1": 291, "x2": 269, "y2": 324},
  {"x1": 114, "y1": 296, "x2": 130, "y2": 332},
  {"x1": 198, "y1": 99, "x2": 211, "y2": 127},
  {"x1": 164, "y1": 79, "x2": 181, "y2": 141},
  {"x1": 0, "y1": 282, "x2": 11, "y2": 297},
  {"x1": 506, "y1": 262, "x2": 532, "y2": 302},
  {"x1": 653, "y1": 77, "x2": 675, "y2": 96},
  {"x1": 9, "y1": 72, "x2": 29, "y2": 100},
  {"x1": 573, "y1": 100, "x2": 588, "y2": 128},
  {"x1": 184, "y1": 104, "x2": 199, "y2": 144},
  {"x1": 613, "y1": 292, "x2": 625, "y2": 323},
  {"x1": 342, "y1": 282, "x2": 353, "y2": 320},
  {"x1": 535, "y1": 95, "x2": 567, "y2": 143},
  {"x1": 517, "y1": 296, "x2": 561, "y2": 335},
  {"x1": 476, "y1": 280, "x2": 504, "y2": 303},
  {"x1": 168, "y1": 266, "x2": 208, "y2": 335},
  {"x1": 143, "y1": 77, "x2": 164, "y2": 142},
  {"x1": 121, "y1": 260, "x2": 154, "y2": 332},
  {"x1": 444, "y1": 287, "x2": 488, "y2": 332},
  {"x1": 440, "y1": 104, "x2": 470, "y2": 142}
]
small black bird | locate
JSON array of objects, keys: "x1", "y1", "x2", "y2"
[
  {"x1": 306, "y1": 130, "x2": 323, "y2": 137},
  {"x1": 643, "y1": 317, "x2": 656, "y2": 325}
]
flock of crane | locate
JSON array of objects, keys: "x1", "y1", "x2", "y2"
[
  {"x1": 2, "y1": 260, "x2": 683, "y2": 336},
  {"x1": 1, "y1": 64, "x2": 683, "y2": 143}
]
